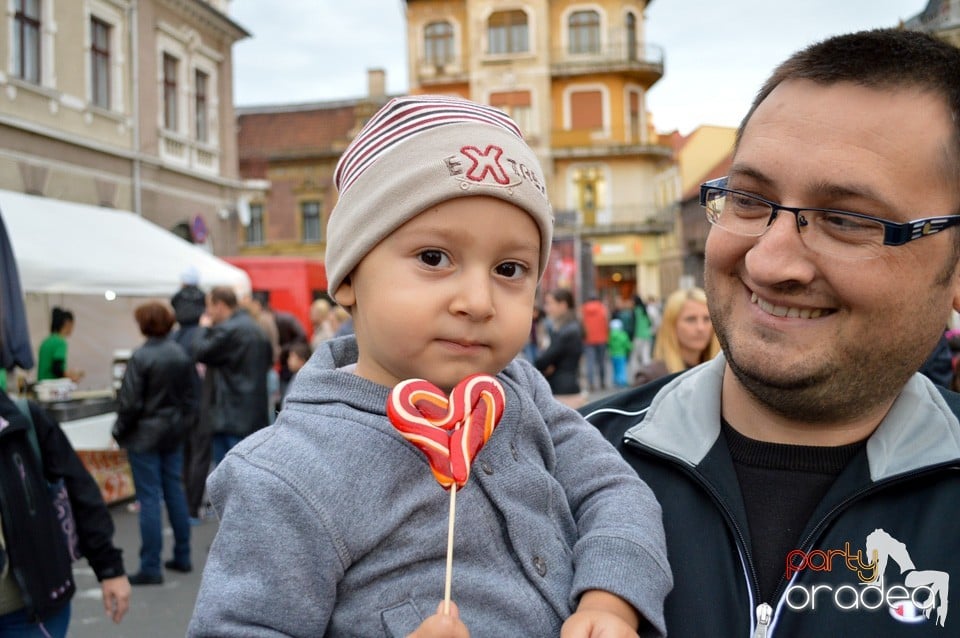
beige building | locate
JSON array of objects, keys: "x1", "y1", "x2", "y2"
[
  {"x1": 0, "y1": 0, "x2": 251, "y2": 255},
  {"x1": 404, "y1": 0, "x2": 678, "y2": 303},
  {"x1": 234, "y1": 0, "x2": 679, "y2": 303}
]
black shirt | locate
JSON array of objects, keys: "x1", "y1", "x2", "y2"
[{"x1": 722, "y1": 419, "x2": 866, "y2": 602}]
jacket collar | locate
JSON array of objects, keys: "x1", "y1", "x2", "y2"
[{"x1": 625, "y1": 354, "x2": 960, "y2": 482}]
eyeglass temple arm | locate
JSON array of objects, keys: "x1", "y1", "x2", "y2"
[{"x1": 885, "y1": 216, "x2": 960, "y2": 246}]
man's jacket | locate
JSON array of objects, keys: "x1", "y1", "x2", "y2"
[
  {"x1": 193, "y1": 308, "x2": 273, "y2": 437},
  {"x1": 582, "y1": 354, "x2": 960, "y2": 637}
]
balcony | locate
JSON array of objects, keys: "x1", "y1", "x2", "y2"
[
  {"x1": 415, "y1": 57, "x2": 470, "y2": 86},
  {"x1": 554, "y1": 203, "x2": 678, "y2": 238},
  {"x1": 159, "y1": 129, "x2": 220, "y2": 176},
  {"x1": 551, "y1": 43, "x2": 664, "y2": 86},
  {"x1": 550, "y1": 125, "x2": 673, "y2": 160}
]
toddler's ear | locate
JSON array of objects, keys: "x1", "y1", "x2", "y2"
[{"x1": 332, "y1": 275, "x2": 356, "y2": 309}]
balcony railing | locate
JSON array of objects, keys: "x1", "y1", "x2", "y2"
[
  {"x1": 415, "y1": 57, "x2": 469, "y2": 85},
  {"x1": 551, "y1": 43, "x2": 663, "y2": 83},
  {"x1": 550, "y1": 125, "x2": 673, "y2": 159},
  {"x1": 554, "y1": 202, "x2": 678, "y2": 237}
]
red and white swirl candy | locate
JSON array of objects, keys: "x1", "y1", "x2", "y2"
[{"x1": 387, "y1": 374, "x2": 505, "y2": 490}]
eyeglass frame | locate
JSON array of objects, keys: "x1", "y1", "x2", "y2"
[{"x1": 699, "y1": 177, "x2": 960, "y2": 247}]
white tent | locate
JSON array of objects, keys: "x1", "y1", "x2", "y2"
[
  {"x1": 0, "y1": 188, "x2": 251, "y2": 390},
  {"x1": 0, "y1": 188, "x2": 250, "y2": 296}
]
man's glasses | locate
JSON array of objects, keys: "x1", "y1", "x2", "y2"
[{"x1": 699, "y1": 177, "x2": 960, "y2": 260}]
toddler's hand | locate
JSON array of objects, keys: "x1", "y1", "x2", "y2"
[
  {"x1": 406, "y1": 601, "x2": 469, "y2": 638},
  {"x1": 561, "y1": 590, "x2": 640, "y2": 638}
]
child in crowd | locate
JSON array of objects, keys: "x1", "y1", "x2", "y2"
[
  {"x1": 286, "y1": 340, "x2": 312, "y2": 378},
  {"x1": 608, "y1": 317, "x2": 632, "y2": 388},
  {"x1": 187, "y1": 95, "x2": 671, "y2": 638},
  {"x1": 280, "y1": 340, "x2": 312, "y2": 405}
]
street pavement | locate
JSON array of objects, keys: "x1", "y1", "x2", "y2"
[
  {"x1": 69, "y1": 504, "x2": 218, "y2": 638},
  {"x1": 65, "y1": 385, "x2": 623, "y2": 637}
]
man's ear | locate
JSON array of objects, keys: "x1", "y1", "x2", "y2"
[{"x1": 333, "y1": 275, "x2": 356, "y2": 309}]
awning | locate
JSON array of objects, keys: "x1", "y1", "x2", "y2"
[{"x1": 0, "y1": 189, "x2": 250, "y2": 297}]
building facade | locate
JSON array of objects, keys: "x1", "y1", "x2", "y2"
[
  {"x1": 235, "y1": 70, "x2": 391, "y2": 259},
  {"x1": 234, "y1": 0, "x2": 680, "y2": 305},
  {"x1": 1, "y1": 0, "x2": 251, "y2": 255},
  {"x1": 405, "y1": 0, "x2": 678, "y2": 303}
]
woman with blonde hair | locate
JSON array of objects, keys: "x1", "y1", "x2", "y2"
[{"x1": 634, "y1": 287, "x2": 720, "y2": 385}]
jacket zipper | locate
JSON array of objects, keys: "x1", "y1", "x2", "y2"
[{"x1": 752, "y1": 602, "x2": 772, "y2": 638}]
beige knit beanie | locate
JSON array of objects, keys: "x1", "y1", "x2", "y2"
[{"x1": 326, "y1": 95, "x2": 553, "y2": 303}]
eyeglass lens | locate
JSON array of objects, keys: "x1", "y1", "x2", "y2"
[{"x1": 705, "y1": 189, "x2": 886, "y2": 260}]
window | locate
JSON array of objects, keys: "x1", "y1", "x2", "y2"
[
  {"x1": 163, "y1": 53, "x2": 178, "y2": 131},
  {"x1": 301, "y1": 201, "x2": 322, "y2": 243},
  {"x1": 570, "y1": 90, "x2": 604, "y2": 129},
  {"x1": 629, "y1": 91, "x2": 641, "y2": 142},
  {"x1": 626, "y1": 12, "x2": 638, "y2": 61},
  {"x1": 246, "y1": 203, "x2": 264, "y2": 245},
  {"x1": 573, "y1": 166, "x2": 606, "y2": 226},
  {"x1": 91, "y1": 17, "x2": 111, "y2": 109},
  {"x1": 488, "y1": 10, "x2": 528, "y2": 54},
  {"x1": 14, "y1": 0, "x2": 41, "y2": 84},
  {"x1": 568, "y1": 10, "x2": 600, "y2": 54},
  {"x1": 425, "y1": 21, "x2": 454, "y2": 66},
  {"x1": 195, "y1": 69, "x2": 208, "y2": 142},
  {"x1": 490, "y1": 90, "x2": 532, "y2": 134}
]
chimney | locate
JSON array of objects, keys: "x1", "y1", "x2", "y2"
[{"x1": 367, "y1": 69, "x2": 386, "y2": 99}]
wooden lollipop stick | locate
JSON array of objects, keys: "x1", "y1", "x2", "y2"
[{"x1": 443, "y1": 485, "x2": 457, "y2": 615}]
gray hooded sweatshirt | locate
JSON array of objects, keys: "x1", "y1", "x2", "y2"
[{"x1": 187, "y1": 336, "x2": 671, "y2": 637}]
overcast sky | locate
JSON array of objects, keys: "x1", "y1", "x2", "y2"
[{"x1": 229, "y1": 0, "x2": 926, "y2": 135}]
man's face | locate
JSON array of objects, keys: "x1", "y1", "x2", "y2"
[
  {"x1": 206, "y1": 298, "x2": 229, "y2": 325},
  {"x1": 335, "y1": 196, "x2": 540, "y2": 393},
  {"x1": 705, "y1": 79, "x2": 960, "y2": 422}
]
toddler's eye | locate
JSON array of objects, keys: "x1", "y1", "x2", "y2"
[
  {"x1": 495, "y1": 262, "x2": 529, "y2": 280},
  {"x1": 418, "y1": 250, "x2": 449, "y2": 267}
]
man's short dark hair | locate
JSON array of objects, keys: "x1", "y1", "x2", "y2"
[
  {"x1": 210, "y1": 286, "x2": 238, "y2": 309},
  {"x1": 737, "y1": 28, "x2": 960, "y2": 173}
]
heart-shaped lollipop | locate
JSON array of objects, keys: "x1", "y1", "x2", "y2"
[
  {"x1": 387, "y1": 373, "x2": 506, "y2": 615},
  {"x1": 387, "y1": 374, "x2": 505, "y2": 489}
]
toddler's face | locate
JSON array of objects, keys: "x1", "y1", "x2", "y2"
[{"x1": 336, "y1": 196, "x2": 540, "y2": 392}]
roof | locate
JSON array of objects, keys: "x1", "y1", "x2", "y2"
[{"x1": 0, "y1": 189, "x2": 250, "y2": 296}]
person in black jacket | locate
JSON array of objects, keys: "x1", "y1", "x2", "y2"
[
  {"x1": 114, "y1": 301, "x2": 196, "y2": 585},
  {"x1": 534, "y1": 288, "x2": 585, "y2": 408},
  {"x1": 583, "y1": 29, "x2": 960, "y2": 637},
  {"x1": 0, "y1": 393, "x2": 129, "y2": 634},
  {"x1": 170, "y1": 270, "x2": 209, "y2": 522},
  {"x1": 193, "y1": 286, "x2": 273, "y2": 465}
]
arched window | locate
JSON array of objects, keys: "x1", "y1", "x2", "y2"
[
  {"x1": 488, "y1": 10, "x2": 528, "y2": 54},
  {"x1": 425, "y1": 21, "x2": 454, "y2": 66},
  {"x1": 572, "y1": 166, "x2": 606, "y2": 227},
  {"x1": 569, "y1": 10, "x2": 600, "y2": 54},
  {"x1": 626, "y1": 12, "x2": 638, "y2": 61}
]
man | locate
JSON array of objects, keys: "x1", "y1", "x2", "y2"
[
  {"x1": 583, "y1": 29, "x2": 960, "y2": 636},
  {"x1": 581, "y1": 294, "x2": 610, "y2": 391},
  {"x1": 170, "y1": 267, "x2": 209, "y2": 523},
  {"x1": 193, "y1": 286, "x2": 273, "y2": 464},
  {"x1": 243, "y1": 292, "x2": 282, "y2": 422}
]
